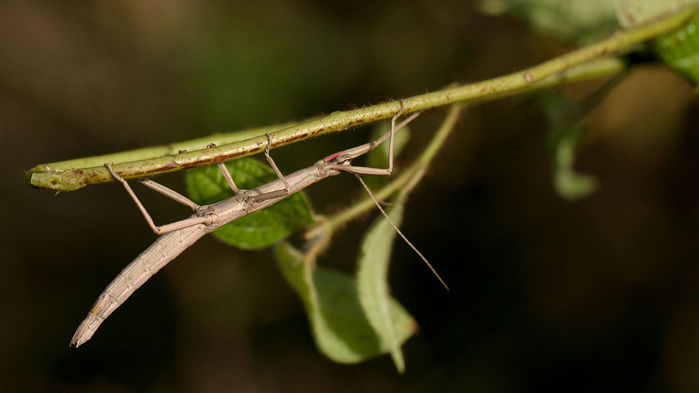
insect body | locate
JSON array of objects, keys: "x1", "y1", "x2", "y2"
[{"x1": 70, "y1": 102, "x2": 443, "y2": 347}]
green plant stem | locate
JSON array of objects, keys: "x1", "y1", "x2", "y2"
[
  {"x1": 26, "y1": 58, "x2": 622, "y2": 192},
  {"x1": 27, "y1": 6, "x2": 697, "y2": 191}
]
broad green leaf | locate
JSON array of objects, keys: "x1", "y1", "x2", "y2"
[
  {"x1": 479, "y1": 0, "x2": 618, "y2": 44},
  {"x1": 186, "y1": 159, "x2": 314, "y2": 250},
  {"x1": 356, "y1": 203, "x2": 409, "y2": 373},
  {"x1": 275, "y1": 242, "x2": 417, "y2": 365}
]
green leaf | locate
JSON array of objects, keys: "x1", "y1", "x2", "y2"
[
  {"x1": 275, "y1": 242, "x2": 417, "y2": 365},
  {"x1": 186, "y1": 159, "x2": 314, "y2": 249},
  {"x1": 479, "y1": 0, "x2": 618, "y2": 44},
  {"x1": 356, "y1": 203, "x2": 410, "y2": 373},
  {"x1": 654, "y1": 12, "x2": 699, "y2": 87}
]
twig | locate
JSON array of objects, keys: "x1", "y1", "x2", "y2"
[{"x1": 26, "y1": 6, "x2": 697, "y2": 191}]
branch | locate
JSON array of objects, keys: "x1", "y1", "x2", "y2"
[{"x1": 26, "y1": 7, "x2": 696, "y2": 191}]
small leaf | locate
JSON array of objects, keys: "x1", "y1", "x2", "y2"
[
  {"x1": 356, "y1": 203, "x2": 409, "y2": 373},
  {"x1": 186, "y1": 159, "x2": 314, "y2": 249},
  {"x1": 541, "y1": 93, "x2": 603, "y2": 201},
  {"x1": 275, "y1": 242, "x2": 417, "y2": 364},
  {"x1": 552, "y1": 124, "x2": 598, "y2": 200}
]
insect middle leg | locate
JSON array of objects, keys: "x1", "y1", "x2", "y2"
[
  {"x1": 244, "y1": 133, "x2": 295, "y2": 202},
  {"x1": 213, "y1": 133, "x2": 291, "y2": 200}
]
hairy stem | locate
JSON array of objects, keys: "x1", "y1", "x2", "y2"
[{"x1": 27, "y1": 6, "x2": 696, "y2": 191}]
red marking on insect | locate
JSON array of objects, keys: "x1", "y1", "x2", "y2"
[{"x1": 324, "y1": 151, "x2": 345, "y2": 162}]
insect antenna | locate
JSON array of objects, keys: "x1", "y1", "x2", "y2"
[{"x1": 354, "y1": 175, "x2": 449, "y2": 291}]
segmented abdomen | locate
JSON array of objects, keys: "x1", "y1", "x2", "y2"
[{"x1": 70, "y1": 224, "x2": 207, "y2": 347}]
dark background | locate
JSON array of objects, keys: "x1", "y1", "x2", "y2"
[{"x1": 1, "y1": 1, "x2": 697, "y2": 392}]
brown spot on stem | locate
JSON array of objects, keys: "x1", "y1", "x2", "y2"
[
  {"x1": 282, "y1": 133, "x2": 310, "y2": 144},
  {"x1": 346, "y1": 118, "x2": 366, "y2": 127}
]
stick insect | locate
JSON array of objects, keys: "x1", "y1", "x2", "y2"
[{"x1": 70, "y1": 101, "x2": 447, "y2": 347}]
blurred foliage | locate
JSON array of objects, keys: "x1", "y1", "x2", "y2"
[
  {"x1": 480, "y1": 0, "x2": 699, "y2": 45},
  {"x1": 549, "y1": 121, "x2": 598, "y2": 200},
  {"x1": 479, "y1": 0, "x2": 619, "y2": 43},
  {"x1": 614, "y1": 0, "x2": 699, "y2": 29},
  {"x1": 540, "y1": 77, "x2": 622, "y2": 201},
  {"x1": 483, "y1": 0, "x2": 699, "y2": 201},
  {"x1": 654, "y1": 12, "x2": 699, "y2": 87}
]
